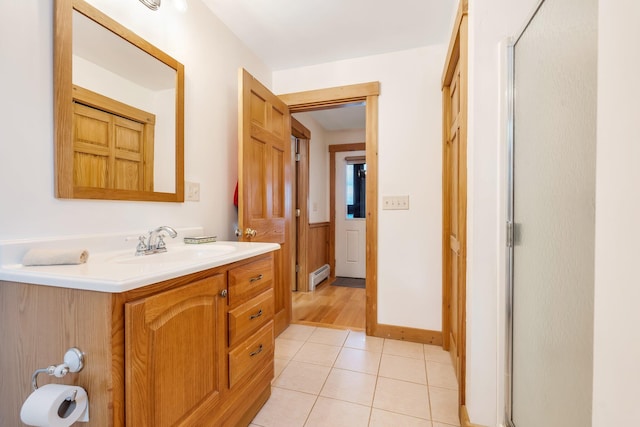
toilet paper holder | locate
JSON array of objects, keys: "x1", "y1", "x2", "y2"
[{"x1": 31, "y1": 347, "x2": 85, "y2": 391}]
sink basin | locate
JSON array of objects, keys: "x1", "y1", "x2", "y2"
[{"x1": 107, "y1": 244, "x2": 237, "y2": 265}]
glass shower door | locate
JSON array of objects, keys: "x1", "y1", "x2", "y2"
[{"x1": 507, "y1": 0, "x2": 597, "y2": 426}]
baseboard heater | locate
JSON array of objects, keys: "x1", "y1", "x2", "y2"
[{"x1": 309, "y1": 264, "x2": 330, "y2": 291}]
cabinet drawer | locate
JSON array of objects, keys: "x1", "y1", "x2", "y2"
[
  {"x1": 228, "y1": 322, "x2": 274, "y2": 388},
  {"x1": 228, "y1": 256, "x2": 273, "y2": 304},
  {"x1": 228, "y1": 289, "x2": 274, "y2": 347}
]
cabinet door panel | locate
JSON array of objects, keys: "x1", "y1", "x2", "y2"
[{"x1": 125, "y1": 274, "x2": 225, "y2": 427}]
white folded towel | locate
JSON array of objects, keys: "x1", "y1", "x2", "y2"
[{"x1": 22, "y1": 249, "x2": 89, "y2": 266}]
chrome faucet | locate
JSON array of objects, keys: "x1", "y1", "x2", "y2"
[{"x1": 135, "y1": 226, "x2": 178, "y2": 256}]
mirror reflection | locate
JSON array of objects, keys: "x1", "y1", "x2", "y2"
[
  {"x1": 54, "y1": 0, "x2": 184, "y2": 202},
  {"x1": 72, "y1": 10, "x2": 176, "y2": 193}
]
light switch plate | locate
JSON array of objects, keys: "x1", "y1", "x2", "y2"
[
  {"x1": 382, "y1": 195, "x2": 409, "y2": 210},
  {"x1": 185, "y1": 181, "x2": 200, "y2": 201}
]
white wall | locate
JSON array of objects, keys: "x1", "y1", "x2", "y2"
[
  {"x1": 291, "y1": 113, "x2": 330, "y2": 224},
  {"x1": 274, "y1": 45, "x2": 446, "y2": 331},
  {"x1": 592, "y1": 1, "x2": 640, "y2": 425},
  {"x1": 0, "y1": 0, "x2": 270, "y2": 241}
]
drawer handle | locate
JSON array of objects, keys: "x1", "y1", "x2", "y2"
[
  {"x1": 249, "y1": 309, "x2": 263, "y2": 320},
  {"x1": 249, "y1": 344, "x2": 263, "y2": 357},
  {"x1": 249, "y1": 274, "x2": 264, "y2": 283}
]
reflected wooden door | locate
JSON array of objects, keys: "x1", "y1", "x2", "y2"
[{"x1": 238, "y1": 68, "x2": 293, "y2": 336}]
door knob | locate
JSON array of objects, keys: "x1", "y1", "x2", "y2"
[{"x1": 245, "y1": 228, "x2": 257, "y2": 238}]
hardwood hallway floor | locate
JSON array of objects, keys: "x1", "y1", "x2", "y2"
[{"x1": 291, "y1": 278, "x2": 365, "y2": 330}]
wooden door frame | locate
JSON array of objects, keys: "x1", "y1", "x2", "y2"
[
  {"x1": 442, "y1": 0, "x2": 468, "y2": 415},
  {"x1": 291, "y1": 117, "x2": 311, "y2": 292},
  {"x1": 279, "y1": 82, "x2": 380, "y2": 336},
  {"x1": 328, "y1": 143, "x2": 366, "y2": 281}
]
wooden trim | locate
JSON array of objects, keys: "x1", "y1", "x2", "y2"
[
  {"x1": 55, "y1": 0, "x2": 73, "y2": 198},
  {"x1": 73, "y1": 85, "x2": 156, "y2": 124},
  {"x1": 372, "y1": 324, "x2": 443, "y2": 346},
  {"x1": 328, "y1": 142, "x2": 367, "y2": 285},
  {"x1": 461, "y1": 406, "x2": 487, "y2": 427},
  {"x1": 345, "y1": 156, "x2": 366, "y2": 163},
  {"x1": 307, "y1": 222, "x2": 329, "y2": 274},
  {"x1": 329, "y1": 143, "x2": 366, "y2": 152},
  {"x1": 364, "y1": 95, "x2": 378, "y2": 335},
  {"x1": 291, "y1": 116, "x2": 311, "y2": 139},
  {"x1": 279, "y1": 82, "x2": 380, "y2": 112},
  {"x1": 309, "y1": 221, "x2": 330, "y2": 228},
  {"x1": 281, "y1": 84, "x2": 378, "y2": 337}
]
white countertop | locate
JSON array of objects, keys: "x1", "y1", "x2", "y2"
[{"x1": 0, "y1": 229, "x2": 279, "y2": 293}]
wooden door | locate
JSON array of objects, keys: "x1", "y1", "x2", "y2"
[
  {"x1": 125, "y1": 274, "x2": 225, "y2": 427},
  {"x1": 238, "y1": 68, "x2": 293, "y2": 336},
  {"x1": 446, "y1": 62, "x2": 463, "y2": 379},
  {"x1": 335, "y1": 151, "x2": 366, "y2": 278},
  {"x1": 292, "y1": 117, "x2": 311, "y2": 292},
  {"x1": 442, "y1": 0, "x2": 468, "y2": 411}
]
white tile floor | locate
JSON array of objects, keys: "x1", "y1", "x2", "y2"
[{"x1": 250, "y1": 324, "x2": 460, "y2": 427}]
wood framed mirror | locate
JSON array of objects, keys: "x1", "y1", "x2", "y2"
[{"x1": 54, "y1": 0, "x2": 184, "y2": 202}]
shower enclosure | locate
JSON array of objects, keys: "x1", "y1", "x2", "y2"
[{"x1": 505, "y1": 0, "x2": 597, "y2": 426}]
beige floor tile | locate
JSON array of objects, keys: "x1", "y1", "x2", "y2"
[
  {"x1": 273, "y1": 361, "x2": 331, "y2": 394},
  {"x1": 429, "y1": 386, "x2": 460, "y2": 426},
  {"x1": 305, "y1": 397, "x2": 371, "y2": 427},
  {"x1": 432, "y1": 423, "x2": 460, "y2": 427},
  {"x1": 373, "y1": 377, "x2": 430, "y2": 420},
  {"x1": 426, "y1": 361, "x2": 458, "y2": 390},
  {"x1": 307, "y1": 327, "x2": 350, "y2": 346},
  {"x1": 344, "y1": 330, "x2": 384, "y2": 353},
  {"x1": 273, "y1": 357, "x2": 288, "y2": 380},
  {"x1": 275, "y1": 338, "x2": 305, "y2": 360},
  {"x1": 292, "y1": 341, "x2": 341, "y2": 367},
  {"x1": 379, "y1": 354, "x2": 427, "y2": 384},
  {"x1": 383, "y1": 339, "x2": 425, "y2": 360},
  {"x1": 278, "y1": 324, "x2": 316, "y2": 341},
  {"x1": 334, "y1": 347, "x2": 382, "y2": 375},
  {"x1": 251, "y1": 387, "x2": 316, "y2": 427},
  {"x1": 424, "y1": 344, "x2": 452, "y2": 364},
  {"x1": 369, "y1": 408, "x2": 433, "y2": 426},
  {"x1": 320, "y1": 368, "x2": 377, "y2": 406}
]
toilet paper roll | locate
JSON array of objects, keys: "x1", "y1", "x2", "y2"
[{"x1": 20, "y1": 384, "x2": 89, "y2": 427}]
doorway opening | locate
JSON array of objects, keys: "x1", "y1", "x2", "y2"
[
  {"x1": 289, "y1": 110, "x2": 367, "y2": 330},
  {"x1": 279, "y1": 82, "x2": 379, "y2": 336}
]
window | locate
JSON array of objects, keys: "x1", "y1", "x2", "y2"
[{"x1": 346, "y1": 159, "x2": 366, "y2": 219}]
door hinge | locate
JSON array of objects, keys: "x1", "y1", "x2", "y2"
[
  {"x1": 295, "y1": 153, "x2": 301, "y2": 162},
  {"x1": 295, "y1": 208, "x2": 301, "y2": 217},
  {"x1": 295, "y1": 264, "x2": 300, "y2": 273},
  {"x1": 506, "y1": 221, "x2": 514, "y2": 248}
]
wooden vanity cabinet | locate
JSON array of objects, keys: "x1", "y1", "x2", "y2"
[
  {"x1": 124, "y1": 273, "x2": 226, "y2": 427},
  {"x1": 0, "y1": 252, "x2": 276, "y2": 427}
]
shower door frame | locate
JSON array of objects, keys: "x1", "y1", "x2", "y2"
[{"x1": 504, "y1": 1, "x2": 546, "y2": 426}]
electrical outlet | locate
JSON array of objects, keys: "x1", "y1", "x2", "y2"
[
  {"x1": 185, "y1": 181, "x2": 200, "y2": 201},
  {"x1": 382, "y1": 195, "x2": 409, "y2": 210}
]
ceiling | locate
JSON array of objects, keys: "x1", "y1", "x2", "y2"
[{"x1": 200, "y1": 0, "x2": 457, "y2": 130}]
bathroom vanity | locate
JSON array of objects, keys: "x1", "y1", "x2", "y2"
[{"x1": 0, "y1": 235, "x2": 279, "y2": 427}]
